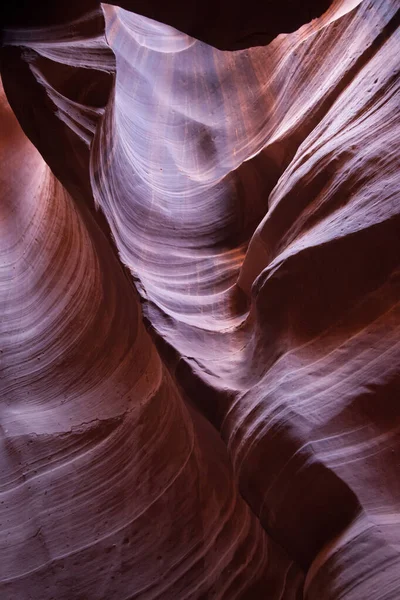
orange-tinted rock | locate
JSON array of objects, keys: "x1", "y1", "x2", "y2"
[{"x1": 1, "y1": 0, "x2": 399, "y2": 598}]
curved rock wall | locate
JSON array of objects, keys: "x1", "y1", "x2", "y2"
[{"x1": 1, "y1": 0, "x2": 399, "y2": 598}]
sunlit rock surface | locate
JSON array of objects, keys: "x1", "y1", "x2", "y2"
[{"x1": 1, "y1": 0, "x2": 400, "y2": 598}]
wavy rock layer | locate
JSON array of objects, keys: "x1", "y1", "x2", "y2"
[
  {"x1": 1, "y1": 0, "x2": 400, "y2": 598},
  {"x1": 0, "y1": 82, "x2": 303, "y2": 599}
]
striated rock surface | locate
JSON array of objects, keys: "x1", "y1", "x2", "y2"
[
  {"x1": 1, "y1": 0, "x2": 400, "y2": 598},
  {"x1": 0, "y1": 80, "x2": 302, "y2": 600}
]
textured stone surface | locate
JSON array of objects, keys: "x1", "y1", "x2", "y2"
[{"x1": 1, "y1": 0, "x2": 400, "y2": 598}]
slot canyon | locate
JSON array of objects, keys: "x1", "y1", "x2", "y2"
[{"x1": 0, "y1": 0, "x2": 399, "y2": 598}]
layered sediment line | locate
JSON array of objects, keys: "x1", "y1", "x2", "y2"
[{"x1": 1, "y1": 0, "x2": 399, "y2": 598}]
